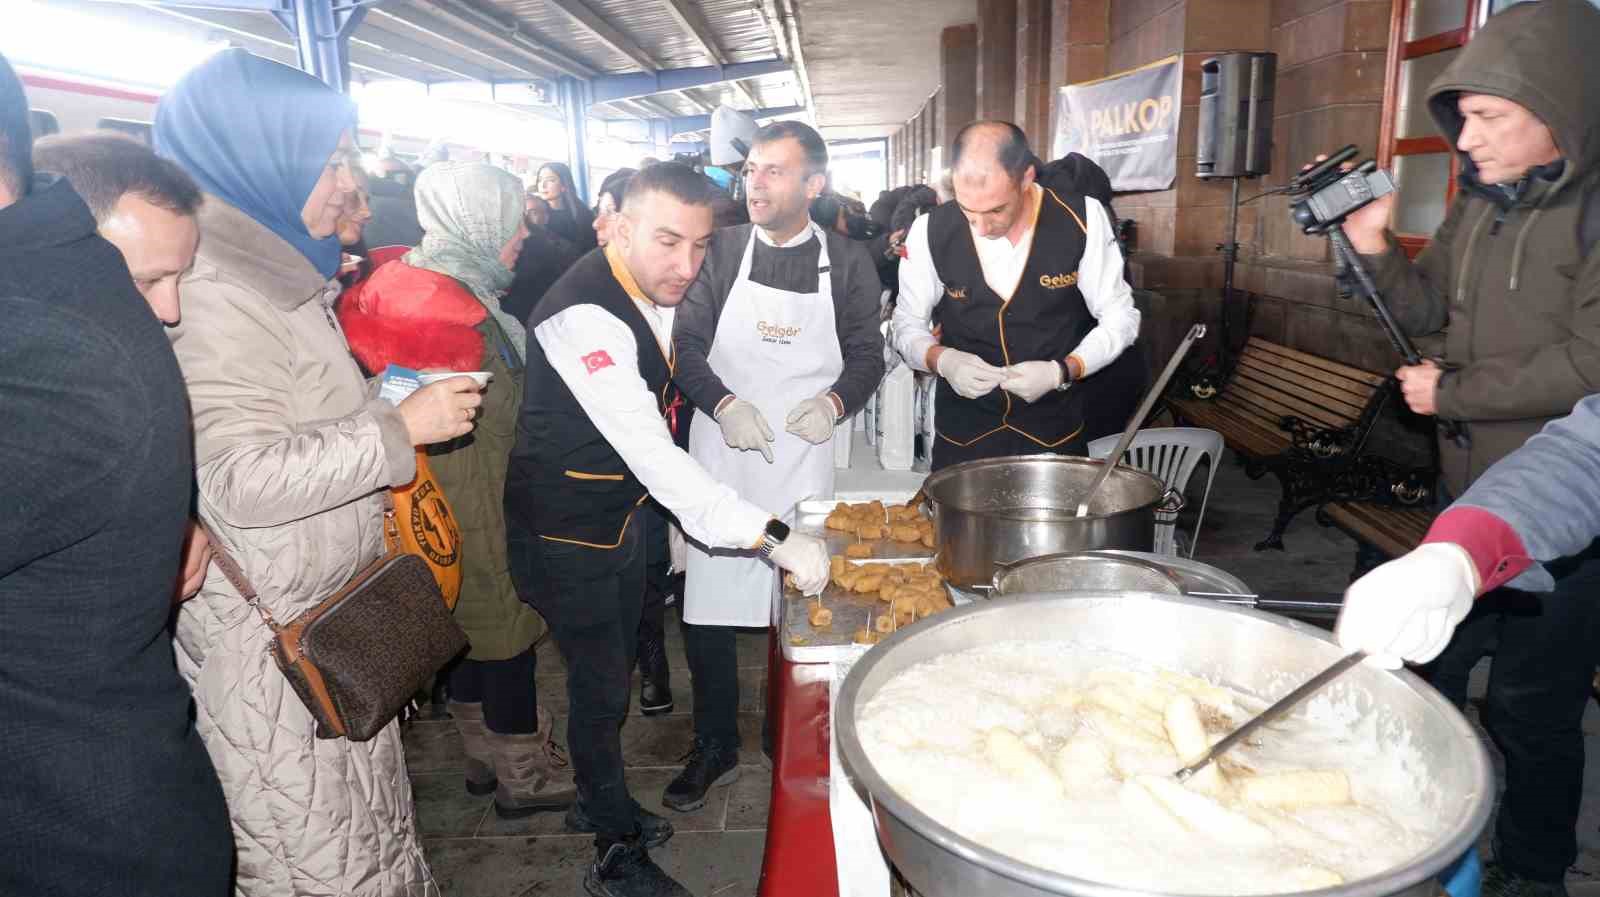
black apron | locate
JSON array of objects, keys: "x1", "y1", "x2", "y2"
[{"x1": 927, "y1": 187, "x2": 1094, "y2": 470}]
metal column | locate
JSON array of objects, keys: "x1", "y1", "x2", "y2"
[
  {"x1": 271, "y1": 0, "x2": 369, "y2": 92},
  {"x1": 559, "y1": 75, "x2": 592, "y2": 203}
]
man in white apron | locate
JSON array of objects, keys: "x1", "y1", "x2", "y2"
[{"x1": 669, "y1": 121, "x2": 887, "y2": 811}]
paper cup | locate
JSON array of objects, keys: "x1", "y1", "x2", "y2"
[{"x1": 419, "y1": 371, "x2": 492, "y2": 388}]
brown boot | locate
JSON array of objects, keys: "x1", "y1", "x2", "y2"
[
  {"x1": 447, "y1": 700, "x2": 497, "y2": 796},
  {"x1": 486, "y1": 708, "x2": 577, "y2": 818}
]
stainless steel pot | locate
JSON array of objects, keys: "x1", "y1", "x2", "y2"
[
  {"x1": 923, "y1": 455, "x2": 1177, "y2": 588},
  {"x1": 834, "y1": 592, "x2": 1493, "y2": 897}
]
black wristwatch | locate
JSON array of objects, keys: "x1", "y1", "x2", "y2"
[
  {"x1": 1054, "y1": 359, "x2": 1074, "y2": 392},
  {"x1": 758, "y1": 518, "x2": 791, "y2": 559}
]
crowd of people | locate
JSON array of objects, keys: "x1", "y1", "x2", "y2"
[{"x1": 3, "y1": 1, "x2": 1599, "y2": 895}]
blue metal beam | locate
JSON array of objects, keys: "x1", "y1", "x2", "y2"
[
  {"x1": 270, "y1": 0, "x2": 368, "y2": 92},
  {"x1": 667, "y1": 105, "x2": 805, "y2": 135},
  {"x1": 590, "y1": 58, "x2": 790, "y2": 104},
  {"x1": 559, "y1": 76, "x2": 592, "y2": 203}
]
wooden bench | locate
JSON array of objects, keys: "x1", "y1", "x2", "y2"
[
  {"x1": 1169, "y1": 337, "x2": 1392, "y2": 550},
  {"x1": 1319, "y1": 501, "x2": 1436, "y2": 561}
]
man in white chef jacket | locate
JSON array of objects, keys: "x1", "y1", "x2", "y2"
[
  {"x1": 892, "y1": 120, "x2": 1140, "y2": 470},
  {"x1": 669, "y1": 121, "x2": 886, "y2": 812},
  {"x1": 504, "y1": 163, "x2": 833, "y2": 897}
]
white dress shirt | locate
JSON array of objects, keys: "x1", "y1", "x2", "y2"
[
  {"x1": 533, "y1": 302, "x2": 771, "y2": 551},
  {"x1": 891, "y1": 185, "x2": 1140, "y2": 377}
]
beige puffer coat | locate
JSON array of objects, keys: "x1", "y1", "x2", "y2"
[{"x1": 171, "y1": 197, "x2": 437, "y2": 897}]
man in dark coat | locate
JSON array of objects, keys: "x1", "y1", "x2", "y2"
[
  {"x1": 364, "y1": 157, "x2": 425, "y2": 249},
  {"x1": 0, "y1": 52, "x2": 232, "y2": 896}
]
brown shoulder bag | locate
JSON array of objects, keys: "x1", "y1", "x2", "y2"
[{"x1": 205, "y1": 494, "x2": 468, "y2": 741}]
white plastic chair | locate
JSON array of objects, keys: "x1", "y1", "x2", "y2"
[{"x1": 1087, "y1": 427, "x2": 1225, "y2": 557}]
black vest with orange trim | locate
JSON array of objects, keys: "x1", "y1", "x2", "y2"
[
  {"x1": 505, "y1": 247, "x2": 685, "y2": 548},
  {"x1": 928, "y1": 186, "x2": 1093, "y2": 451}
]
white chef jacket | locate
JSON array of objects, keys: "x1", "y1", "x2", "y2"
[
  {"x1": 533, "y1": 299, "x2": 771, "y2": 552},
  {"x1": 891, "y1": 184, "x2": 1140, "y2": 376}
]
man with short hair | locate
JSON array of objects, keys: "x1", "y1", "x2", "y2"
[
  {"x1": 669, "y1": 119, "x2": 885, "y2": 813},
  {"x1": 33, "y1": 132, "x2": 202, "y2": 325},
  {"x1": 891, "y1": 120, "x2": 1140, "y2": 469},
  {"x1": 1330, "y1": 4, "x2": 1600, "y2": 896},
  {"x1": 0, "y1": 53, "x2": 231, "y2": 897},
  {"x1": 504, "y1": 162, "x2": 831, "y2": 897},
  {"x1": 33, "y1": 131, "x2": 213, "y2": 602}
]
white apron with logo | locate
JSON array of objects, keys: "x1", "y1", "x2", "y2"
[{"x1": 685, "y1": 223, "x2": 843, "y2": 626}]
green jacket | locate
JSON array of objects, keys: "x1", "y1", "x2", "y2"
[
  {"x1": 1370, "y1": 0, "x2": 1600, "y2": 495},
  {"x1": 428, "y1": 322, "x2": 545, "y2": 660}
]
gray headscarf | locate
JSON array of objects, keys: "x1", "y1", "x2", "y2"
[{"x1": 404, "y1": 161, "x2": 528, "y2": 357}]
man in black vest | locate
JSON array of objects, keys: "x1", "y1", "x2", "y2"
[
  {"x1": 504, "y1": 162, "x2": 830, "y2": 897},
  {"x1": 891, "y1": 121, "x2": 1141, "y2": 470}
]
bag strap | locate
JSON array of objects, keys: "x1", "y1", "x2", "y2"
[
  {"x1": 200, "y1": 523, "x2": 281, "y2": 631},
  {"x1": 204, "y1": 490, "x2": 402, "y2": 631}
]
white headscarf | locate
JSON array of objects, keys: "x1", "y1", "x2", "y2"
[{"x1": 404, "y1": 162, "x2": 528, "y2": 357}]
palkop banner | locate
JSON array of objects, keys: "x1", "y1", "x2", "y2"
[{"x1": 1051, "y1": 55, "x2": 1183, "y2": 192}]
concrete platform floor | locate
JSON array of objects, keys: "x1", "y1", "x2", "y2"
[{"x1": 406, "y1": 450, "x2": 1600, "y2": 896}]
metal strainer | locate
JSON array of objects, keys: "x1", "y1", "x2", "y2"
[{"x1": 991, "y1": 552, "x2": 1186, "y2": 595}]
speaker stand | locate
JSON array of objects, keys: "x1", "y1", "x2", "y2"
[{"x1": 1221, "y1": 177, "x2": 1241, "y2": 372}]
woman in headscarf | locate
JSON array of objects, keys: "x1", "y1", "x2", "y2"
[
  {"x1": 534, "y1": 160, "x2": 595, "y2": 250},
  {"x1": 156, "y1": 49, "x2": 481, "y2": 897},
  {"x1": 338, "y1": 162, "x2": 574, "y2": 820}
]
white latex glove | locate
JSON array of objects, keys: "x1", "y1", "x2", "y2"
[
  {"x1": 935, "y1": 348, "x2": 1008, "y2": 399},
  {"x1": 668, "y1": 522, "x2": 687, "y2": 575},
  {"x1": 1002, "y1": 360, "x2": 1065, "y2": 403},
  {"x1": 770, "y1": 532, "x2": 830, "y2": 596},
  {"x1": 1335, "y1": 542, "x2": 1480, "y2": 669},
  {"x1": 717, "y1": 398, "x2": 775, "y2": 463},
  {"x1": 786, "y1": 395, "x2": 838, "y2": 445}
]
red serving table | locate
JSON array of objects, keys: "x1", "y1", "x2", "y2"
[{"x1": 757, "y1": 630, "x2": 842, "y2": 897}]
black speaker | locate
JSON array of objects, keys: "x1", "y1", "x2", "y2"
[{"x1": 1197, "y1": 52, "x2": 1277, "y2": 179}]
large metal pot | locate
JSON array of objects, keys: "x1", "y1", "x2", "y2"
[
  {"x1": 835, "y1": 592, "x2": 1493, "y2": 897},
  {"x1": 924, "y1": 455, "x2": 1175, "y2": 588}
]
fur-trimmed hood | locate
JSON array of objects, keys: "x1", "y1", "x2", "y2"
[{"x1": 337, "y1": 258, "x2": 487, "y2": 375}]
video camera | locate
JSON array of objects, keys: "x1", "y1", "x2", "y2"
[
  {"x1": 811, "y1": 191, "x2": 884, "y2": 241},
  {"x1": 1288, "y1": 145, "x2": 1396, "y2": 234},
  {"x1": 1288, "y1": 145, "x2": 1471, "y2": 449}
]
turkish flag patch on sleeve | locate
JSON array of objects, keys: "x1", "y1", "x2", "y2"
[{"x1": 581, "y1": 350, "x2": 615, "y2": 374}]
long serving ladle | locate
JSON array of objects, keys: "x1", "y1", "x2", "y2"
[
  {"x1": 1173, "y1": 651, "x2": 1366, "y2": 782},
  {"x1": 1074, "y1": 323, "x2": 1207, "y2": 518}
]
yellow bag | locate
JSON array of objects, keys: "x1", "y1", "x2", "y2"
[{"x1": 390, "y1": 450, "x2": 463, "y2": 609}]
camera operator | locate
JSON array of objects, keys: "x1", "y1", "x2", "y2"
[{"x1": 1328, "y1": 4, "x2": 1600, "y2": 896}]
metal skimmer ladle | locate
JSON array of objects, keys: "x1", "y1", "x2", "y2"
[
  {"x1": 1075, "y1": 323, "x2": 1207, "y2": 518},
  {"x1": 1174, "y1": 651, "x2": 1366, "y2": 781}
]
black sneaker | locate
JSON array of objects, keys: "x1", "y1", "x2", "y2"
[
  {"x1": 661, "y1": 737, "x2": 740, "y2": 812},
  {"x1": 1481, "y1": 863, "x2": 1570, "y2": 897},
  {"x1": 583, "y1": 840, "x2": 692, "y2": 897},
  {"x1": 566, "y1": 799, "x2": 675, "y2": 849},
  {"x1": 637, "y1": 613, "x2": 674, "y2": 716}
]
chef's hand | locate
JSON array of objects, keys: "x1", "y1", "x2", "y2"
[
  {"x1": 786, "y1": 394, "x2": 841, "y2": 445},
  {"x1": 717, "y1": 398, "x2": 775, "y2": 463},
  {"x1": 935, "y1": 348, "x2": 1008, "y2": 399},
  {"x1": 770, "y1": 532, "x2": 830, "y2": 595},
  {"x1": 175, "y1": 519, "x2": 213, "y2": 603},
  {"x1": 1335, "y1": 542, "x2": 1479, "y2": 669},
  {"x1": 1002, "y1": 360, "x2": 1065, "y2": 403},
  {"x1": 1396, "y1": 362, "x2": 1443, "y2": 416}
]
